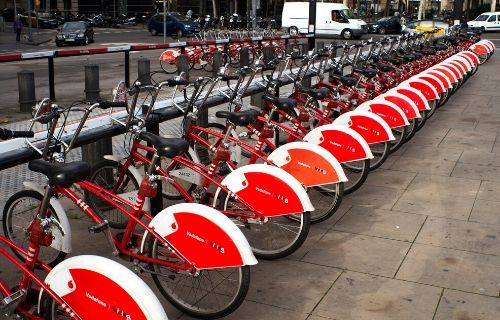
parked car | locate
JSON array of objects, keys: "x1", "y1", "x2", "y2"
[
  {"x1": 56, "y1": 21, "x2": 94, "y2": 47},
  {"x1": 368, "y1": 16, "x2": 402, "y2": 34},
  {"x1": 148, "y1": 13, "x2": 201, "y2": 37},
  {"x1": 467, "y1": 12, "x2": 500, "y2": 31},
  {"x1": 20, "y1": 11, "x2": 59, "y2": 28},
  {"x1": 401, "y1": 20, "x2": 448, "y2": 34}
]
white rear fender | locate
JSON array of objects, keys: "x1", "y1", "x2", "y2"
[
  {"x1": 477, "y1": 40, "x2": 494, "y2": 52},
  {"x1": 23, "y1": 182, "x2": 72, "y2": 254},
  {"x1": 431, "y1": 65, "x2": 459, "y2": 84},
  {"x1": 304, "y1": 124, "x2": 373, "y2": 163},
  {"x1": 377, "y1": 92, "x2": 421, "y2": 119},
  {"x1": 438, "y1": 62, "x2": 462, "y2": 80},
  {"x1": 469, "y1": 43, "x2": 490, "y2": 57},
  {"x1": 391, "y1": 86, "x2": 430, "y2": 111},
  {"x1": 451, "y1": 55, "x2": 473, "y2": 72},
  {"x1": 402, "y1": 78, "x2": 439, "y2": 101},
  {"x1": 40, "y1": 255, "x2": 169, "y2": 319},
  {"x1": 425, "y1": 70, "x2": 453, "y2": 90},
  {"x1": 458, "y1": 51, "x2": 480, "y2": 65},
  {"x1": 333, "y1": 110, "x2": 395, "y2": 143},
  {"x1": 218, "y1": 163, "x2": 314, "y2": 215},
  {"x1": 413, "y1": 73, "x2": 446, "y2": 94},
  {"x1": 357, "y1": 100, "x2": 410, "y2": 128},
  {"x1": 267, "y1": 141, "x2": 347, "y2": 187},
  {"x1": 445, "y1": 58, "x2": 467, "y2": 77},
  {"x1": 103, "y1": 155, "x2": 150, "y2": 212},
  {"x1": 140, "y1": 203, "x2": 257, "y2": 269}
]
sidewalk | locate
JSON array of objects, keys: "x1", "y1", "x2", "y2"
[{"x1": 0, "y1": 53, "x2": 499, "y2": 319}]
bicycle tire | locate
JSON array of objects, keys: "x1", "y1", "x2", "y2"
[
  {"x1": 389, "y1": 125, "x2": 408, "y2": 154},
  {"x1": 160, "y1": 58, "x2": 178, "y2": 74},
  {"x1": 85, "y1": 160, "x2": 139, "y2": 229},
  {"x1": 342, "y1": 159, "x2": 370, "y2": 194},
  {"x1": 217, "y1": 190, "x2": 310, "y2": 260},
  {"x1": 369, "y1": 141, "x2": 390, "y2": 171},
  {"x1": 148, "y1": 236, "x2": 251, "y2": 318},
  {"x1": 404, "y1": 118, "x2": 419, "y2": 142},
  {"x1": 308, "y1": 182, "x2": 344, "y2": 224},
  {"x1": 2, "y1": 190, "x2": 66, "y2": 268}
]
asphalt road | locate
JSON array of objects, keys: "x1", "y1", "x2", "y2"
[{"x1": 0, "y1": 28, "x2": 498, "y2": 124}]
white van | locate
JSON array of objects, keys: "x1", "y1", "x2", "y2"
[
  {"x1": 467, "y1": 12, "x2": 500, "y2": 31},
  {"x1": 281, "y1": 1, "x2": 368, "y2": 39}
]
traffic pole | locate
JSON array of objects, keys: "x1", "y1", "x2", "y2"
[{"x1": 308, "y1": 0, "x2": 316, "y2": 51}]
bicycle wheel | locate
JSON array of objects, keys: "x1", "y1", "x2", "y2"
[
  {"x1": 368, "y1": 141, "x2": 390, "y2": 171},
  {"x1": 148, "y1": 237, "x2": 250, "y2": 319},
  {"x1": 404, "y1": 118, "x2": 419, "y2": 142},
  {"x1": 390, "y1": 126, "x2": 408, "y2": 154},
  {"x1": 416, "y1": 110, "x2": 428, "y2": 131},
  {"x1": 342, "y1": 159, "x2": 370, "y2": 194},
  {"x1": 307, "y1": 182, "x2": 344, "y2": 224},
  {"x1": 85, "y1": 160, "x2": 139, "y2": 229},
  {"x1": 2, "y1": 190, "x2": 66, "y2": 268},
  {"x1": 160, "y1": 58, "x2": 178, "y2": 74},
  {"x1": 217, "y1": 191, "x2": 310, "y2": 260}
]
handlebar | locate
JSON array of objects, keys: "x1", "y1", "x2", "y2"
[
  {"x1": 98, "y1": 101, "x2": 128, "y2": 109},
  {"x1": 0, "y1": 128, "x2": 34, "y2": 140}
]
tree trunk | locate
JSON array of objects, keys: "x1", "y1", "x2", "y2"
[
  {"x1": 384, "y1": 0, "x2": 390, "y2": 16},
  {"x1": 212, "y1": 0, "x2": 217, "y2": 17}
]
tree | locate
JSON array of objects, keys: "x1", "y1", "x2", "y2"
[{"x1": 212, "y1": 0, "x2": 217, "y2": 17}]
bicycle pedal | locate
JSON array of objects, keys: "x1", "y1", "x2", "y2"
[
  {"x1": 88, "y1": 221, "x2": 110, "y2": 233},
  {"x1": 1, "y1": 289, "x2": 26, "y2": 314}
]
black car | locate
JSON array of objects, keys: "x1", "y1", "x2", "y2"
[
  {"x1": 56, "y1": 21, "x2": 94, "y2": 47},
  {"x1": 368, "y1": 16, "x2": 402, "y2": 34}
]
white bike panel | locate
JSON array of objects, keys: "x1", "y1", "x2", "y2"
[
  {"x1": 333, "y1": 110, "x2": 396, "y2": 141},
  {"x1": 377, "y1": 92, "x2": 421, "y2": 118}
]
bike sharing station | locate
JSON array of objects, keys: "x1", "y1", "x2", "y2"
[{"x1": 0, "y1": 1, "x2": 499, "y2": 319}]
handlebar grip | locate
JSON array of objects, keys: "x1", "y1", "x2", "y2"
[
  {"x1": 219, "y1": 74, "x2": 240, "y2": 81},
  {"x1": 166, "y1": 79, "x2": 190, "y2": 86},
  {"x1": 99, "y1": 101, "x2": 128, "y2": 109},
  {"x1": 35, "y1": 110, "x2": 59, "y2": 124},
  {"x1": 0, "y1": 128, "x2": 35, "y2": 140}
]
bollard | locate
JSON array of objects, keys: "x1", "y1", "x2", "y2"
[
  {"x1": 177, "y1": 54, "x2": 190, "y2": 79},
  {"x1": 137, "y1": 57, "x2": 151, "y2": 85},
  {"x1": 285, "y1": 44, "x2": 294, "y2": 55},
  {"x1": 84, "y1": 64, "x2": 100, "y2": 102},
  {"x1": 317, "y1": 41, "x2": 325, "y2": 51},
  {"x1": 18, "y1": 70, "x2": 36, "y2": 113},
  {"x1": 239, "y1": 48, "x2": 250, "y2": 67},
  {"x1": 81, "y1": 137, "x2": 112, "y2": 169},
  {"x1": 262, "y1": 46, "x2": 275, "y2": 64},
  {"x1": 211, "y1": 51, "x2": 224, "y2": 77}
]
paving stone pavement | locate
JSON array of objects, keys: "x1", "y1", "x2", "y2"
[{"x1": 1, "y1": 52, "x2": 500, "y2": 319}]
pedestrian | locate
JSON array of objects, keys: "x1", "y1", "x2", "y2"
[{"x1": 13, "y1": 16, "x2": 22, "y2": 42}]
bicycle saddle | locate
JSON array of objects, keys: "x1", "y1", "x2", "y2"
[
  {"x1": 262, "y1": 94, "x2": 297, "y2": 111},
  {"x1": 352, "y1": 67, "x2": 377, "y2": 78},
  {"x1": 28, "y1": 160, "x2": 90, "y2": 188},
  {"x1": 371, "y1": 63, "x2": 393, "y2": 72},
  {"x1": 386, "y1": 57, "x2": 403, "y2": 66},
  {"x1": 138, "y1": 132, "x2": 189, "y2": 158},
  {"x1": 216, "y1": 109, "x2": 259, "y2": 126},
  {"x1": 331, "y1": 75, "x2": 357, "y2": 87},
  {"x1": 297, "y1": 87, "x2": 329, "y2": 100}
]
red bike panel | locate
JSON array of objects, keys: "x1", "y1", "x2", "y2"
[
  {"x1": 358, "y1": 102, "x2": 408, "y2": 128},
  {"x1": 54, "y1": 269, "x2": 148, "y2": 319},
  {"x1": 426, "y1": 70, "x2": 452, "y2": 89},
  {"x1": 417, "y1": 75, "x2": 445, "y2": 94},
  {"x1": 406, "y1": 80, "x2": 439, "y2": 101},
  {"x1": 395, "y1": 88, "x2": 429, "y2": 112},
  {"x1": 432, "y1": 66, "x2": 458, "y2": 84},
  {"x1": 162, "y1": 212, "x2": 245, "y2": 268},
  {"x1": 459, "y1": 51, "x2": 480, "y2": 65},
  {"x1": 315, "y1": 129, "x2": 371, "y2": 163},
  {"x1": 381, "y1": 95, "x2": 419, "y2": 119},
  {"x1": 276, "y1": 148, "x2": 342, "y2": 186},
  {"x1": 233, "y1": 172, "x2": 305, "y2": 216},
  {"x1": 334, "y1": 113, "x2": 392, "y2": 144}
]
